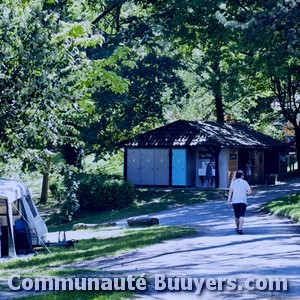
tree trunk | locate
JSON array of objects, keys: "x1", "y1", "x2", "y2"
[
  {"x1": 212, "y1": 61, "x2": 225, "y2": 123},
  {"x1": 215, "y1": 92, "x2": 225, "y2": 123},
  {"x1": 40, "y1": 158, "x2": 51, "y2": 204},
  {"x1": 295, "y1": 125, "x2": 300, "y2": 173}
]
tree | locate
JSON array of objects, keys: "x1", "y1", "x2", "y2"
[
  {"x1": 0, "y1": 0, "x2": 130, "y2": 205},
  {"x1": 84, "y1": 0, "x2": 300, "y2": 168},
  {"x1": 134, "y1": 0, "x2": 246, "y2": 123},
  {"x1": 222, "y1": 0, "x2": 300, "y2": 168},
  {"x1": 76, "y1": 0, "x2": 187, "y2": 158}
]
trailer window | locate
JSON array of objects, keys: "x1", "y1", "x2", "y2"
[
  {"x1": 0, "y1": 198, "x2": 19, "y2": 215},
  {"x1": 25, "y1": 196, "x2": 38, "y2": 218},
  {"x1": 0, "y1": 199, "x2": 6, "y2": 215}
]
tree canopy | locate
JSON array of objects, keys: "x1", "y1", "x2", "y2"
[{"x1": 1, "y1": 0, "x2": 299, "y2": 209}]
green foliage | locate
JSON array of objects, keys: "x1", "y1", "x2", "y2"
[
  {"x1": 136, "y1": 0, "x2": 299, "y2": 139},
  {"x1": 73, "y1": 0, "x2": 187, "y2": 158},
  {"x1": 141, "y1": 0, "x2": 239, "y2": 122},
  {"x1": 83, "y1": 152, "x2": 123, "y2": 176},
  {"x1": 222, "y1": 0, "x2": 300, "y2": 164},
  {"x1": 0, "y1": 0, "x2": 132, "y2": 170},
  {"x1": 76, "y1": 173, "x2": 136, "y2": 211},
  {"x1": 59, "y1": 168, "x2": 80, "y2": 222},
  {"x1": 2, "y1": 0, "x2": 300, "y2": 210},
  {"x1": 49, "y1": 181, "x2": 64, "y2": 201},
  {"x1": 0, "y1": 1, "x2": 82, "y2": 156},
  {"x1": 86, "y1": 51, "x2": 186, "y2": 156}
]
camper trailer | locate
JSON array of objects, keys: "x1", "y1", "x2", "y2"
[{"x1": 0, "y1": 179, "x2": 48, "y2": 258}]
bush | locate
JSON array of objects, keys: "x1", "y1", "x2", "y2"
[
  {"x1": 76, "y1": 173, "x2": 136, "y2": 211},
  {"x1": 49, "y1": 181, "x2": 64, "y2": 202}
]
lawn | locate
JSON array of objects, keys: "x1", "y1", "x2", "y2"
[
  {"x1": 45, "y1": 188, "x2": 227, "y2": 232},
  {"x1": 0, "y1": 226, "x2": 197, "y2": 279},
  {"x1": 264, "y1": 193, "x2": 300, "y2": 222},
  {"x1": 0, "y1": 226, "x2": 197, "y2": 299}
]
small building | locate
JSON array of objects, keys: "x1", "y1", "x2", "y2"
[{"x1": 120, "y1": 120, "x2": 287, "y2": 188}]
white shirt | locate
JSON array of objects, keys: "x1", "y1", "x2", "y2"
[{"x1": 230, "y1": 178, "x2": 250, "y2": 204}]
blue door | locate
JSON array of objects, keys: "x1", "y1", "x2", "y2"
[{"x1": 172, "y1": 149, "x2": 186, "y2": 186}]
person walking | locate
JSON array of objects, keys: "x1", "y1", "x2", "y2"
[
  {"x1": 205, "y1": 159, "x2": 215, "y2": 187},
  {"x1": 245, "y1": 160, "x2": 251, "y2": 183},
  {"x1": 227, "y1": 170, "x2": 252, "y2": 235}
]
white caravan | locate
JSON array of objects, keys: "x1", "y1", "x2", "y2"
[{"x1": 0, "y1": 179, "x2": 48, "y2": 258}]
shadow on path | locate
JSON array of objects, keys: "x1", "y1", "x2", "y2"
[{"x1": 69, "y1": 177, "x2": 300, "y2": 299}]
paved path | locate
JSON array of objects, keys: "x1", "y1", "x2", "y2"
[{"x1": 73, "y1": 177, "x2": 300, "y2": 300}]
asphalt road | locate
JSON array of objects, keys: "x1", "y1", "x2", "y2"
[{"x1": 73, "y1": 176, "x2": 300, "y2": 300}]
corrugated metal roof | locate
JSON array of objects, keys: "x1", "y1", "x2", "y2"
[{"x1": 120, "y1": 120, "x2": 287, "y2": 149}]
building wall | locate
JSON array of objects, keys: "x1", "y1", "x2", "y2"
[
  {"x1": 264, "y1": 149, "x2": 280, "y2": 175},
  {"x1": 126, "y1": 146, "x2": 285, "y2": 188},
  {"x1": 279, "y1": 150, "x2": 287, "y2": 174},
  {"x1": 154, "y1": 149, "x2": 170, "y2": 185},
  {"x1": 228, "y1": 149, "x2": 266, "y2": 185}
]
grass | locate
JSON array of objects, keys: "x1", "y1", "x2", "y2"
[
  {"x1": 0, "y1": 226, "x2": 197, "y2": 280},
  {"x1": 46, "y1": 188, "x2": 226, "y2": 232},
  {"x1": 264, "y1": 193, "x2": 300, "y2": 222},
  {"x1": 0, "y1": 226, "x2": 196, "y2": 299}
]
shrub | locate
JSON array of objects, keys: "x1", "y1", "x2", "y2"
[
  {"x1": 49, "y1": 170, "x2": 80, "y2": 222},
  {"x1": 49, "y1": 181, "x2": 64, "y2": 202},
  {"x1": 76, "y1": 173, "x2": 136, "y2": 211}
]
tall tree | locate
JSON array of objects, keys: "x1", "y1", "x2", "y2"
[
  {"x1": 75, "y1": 0, "x2": 187, "y2": 157},
  {"x1": 222, "y1": 0, "x2": 300, "y2": 168},
  {"x1": 0, "y1": 0, "x2": 130, "y2": 204},
  {"x1": 136, "y1": 0, "x2": 244, "y2": 123}
]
